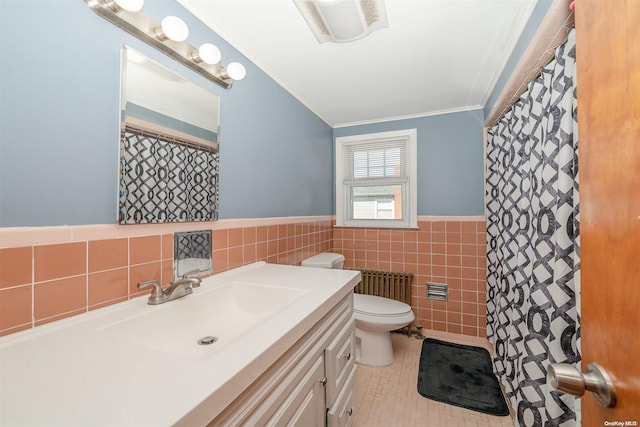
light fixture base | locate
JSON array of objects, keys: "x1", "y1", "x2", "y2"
[{"x1": 84, "y1": 0, "x2": 234, "y2": 89}]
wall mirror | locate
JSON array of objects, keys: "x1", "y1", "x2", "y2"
[{"x1": 118, "y1": 45, "x2": 220, "y2": 224}]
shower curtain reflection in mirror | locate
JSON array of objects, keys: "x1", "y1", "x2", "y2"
[{"x1": 118, "y1": 46, "x2": 220, "y2": 224}]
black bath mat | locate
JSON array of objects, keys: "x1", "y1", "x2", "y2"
[{"x1": 417, "y1": 338, "x2": 509, "y2": 416}]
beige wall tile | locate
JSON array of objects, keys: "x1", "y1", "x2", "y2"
[
  {"x1": 0, "y1": 246, "x2": 32, "y2": 288},
  {"x1": 88, "y1": 268, "x2": 128, "y2": 306},
  {"x1": 0, "y1": 217, "x2": 337, "y2": 338},
  {"x1": 34, "y1": 276, "x2": 86, "y2": 321},
  {"x1": 34, "y1": 242, "x2": 86, "y2": 282},
  {"x1": 129, "y1": 262, "x2": 162, "y2": 297},
  {"x1": 88, "y1": 238, "x2": 128, "y2": 273},
  {"x1": 161, "y1": 234, "x2": 174, "y2": 260},
  {"x1": 0, "y1": 285, "x2": 32, "y2": 330},
  {"x1": 129, "y1": 235, "x2": 161, "y2": 265}
]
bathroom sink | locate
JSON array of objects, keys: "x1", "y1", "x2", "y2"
[{"x1": 98, "y1": 281, "x2": 309, "y2": 359}]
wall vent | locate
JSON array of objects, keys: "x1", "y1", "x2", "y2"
[{"x1": 426, "y1": 282, "x2": 448, "y2": 301}]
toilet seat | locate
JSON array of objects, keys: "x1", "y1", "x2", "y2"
[
  {"x1": 354, "y1": 294, "x2": 412, "y2": 317},
  {"x1": 353, "y1": 293, "x2": 415, "y2": 335},
  {"x1": 299, "y1": 253, "x2": 415, "y2": 366}
]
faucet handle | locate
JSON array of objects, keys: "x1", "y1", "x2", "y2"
[
  {"x1": 138, "y1": 280, "x2": 166, "y2": 305},
  {"x1": 138, "y1": 280, "x2": 163, "y2": 296},
  {"x1": 182, "y1": 269, "x2": 201, "y2": 279},
  {"x1": 182, "y1": 269, "x2": 202, "y2": 287}
]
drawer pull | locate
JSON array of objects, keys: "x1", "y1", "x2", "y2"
[
  {"x1": 342, "y1": 352, "x2": 351, "y2": 361},
  {"x1": 318, "y1": 377, "x2": 327, "y2": 386},
  {"x1": 346, "y1": 408, "x2": 353, "y2": 416}
]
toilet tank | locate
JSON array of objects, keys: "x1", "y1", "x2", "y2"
[{"x1": 301, "y1": 253, "x2": 345, "y2": 269}]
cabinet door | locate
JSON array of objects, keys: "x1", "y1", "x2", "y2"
[
  {"x1": 267, "y1": 355, "x2": 326, "y2": 427},
  {"x1": 327, "y1": 365, "x2": 357, "y2": 427}
]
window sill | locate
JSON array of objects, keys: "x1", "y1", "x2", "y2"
[{"x1": 333, "y1": 225, "x2": 420, "y2": 230}]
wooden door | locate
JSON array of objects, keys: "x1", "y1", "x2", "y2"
[{"x1": 576, "y1": 0, "x2": 640, "y2": 424}]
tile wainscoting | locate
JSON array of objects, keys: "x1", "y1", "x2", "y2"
[
  {"x1": 333, "y1": 216, "x2": 487, "y2": 338},
  {"x1": 0, "y1": 216, "x2": 486, "y2": 339},
  {"x1": 0, "y1": 217, "x2": 333, "y2": 337}
]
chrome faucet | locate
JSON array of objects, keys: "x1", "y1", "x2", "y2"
[{"x1": 137, "y1": 270, "x2": 202, "y2": 305}]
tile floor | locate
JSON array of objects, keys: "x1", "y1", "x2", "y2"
[{"x1": 352, "y1": 333, "x2": 514, "y2": 427}]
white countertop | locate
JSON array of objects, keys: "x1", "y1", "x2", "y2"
[{"x1": 0, "y1": 262, "x2": 360, "y2": 426}]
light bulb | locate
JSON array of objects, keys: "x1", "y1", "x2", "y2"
[
  {"x1": 160, "y1": 16, "x2": 189, "y2": 42},
  {"x1": 197, "y1": 43, "x2": 221, "y2": 65},
  {"x1": 111, "y1": 0, "x2": 144, "y2": 12},
  {"x1": 226, "y1": 62, "x2": 246, "y2": 81}
]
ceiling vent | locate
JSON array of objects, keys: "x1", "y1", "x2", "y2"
[{"x1": 293, "y1": 0, "x2": 388, "y2": 44}]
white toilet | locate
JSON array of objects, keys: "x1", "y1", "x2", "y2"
[{"x1": 301, "y1": 252, "x2": 415, "y2": 366}]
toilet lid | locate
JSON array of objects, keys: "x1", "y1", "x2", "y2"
[
  {"x1": 300, "y1": 252, "x2": 345, "y2": 268},
  {"x1": 354, "y1": 294, "x2": 413, "y2": 317}
]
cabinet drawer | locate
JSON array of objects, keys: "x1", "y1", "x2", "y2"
[
  {"x1": 325, "y1": 318, "x2": 355, "y2": 406},
  {"x1": 327, "y1": 365, "x2": 357, "y2": 427}
]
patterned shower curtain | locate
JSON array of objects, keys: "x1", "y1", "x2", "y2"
[
  {"x1": 119, "y1": 127, "x2": 219, "y2": 224},
  {"x1": 485, "y1": 29, "x2": 580, "y2": 426}
]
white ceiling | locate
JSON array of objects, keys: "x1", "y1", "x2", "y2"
[{"x1": 177, "y1": 0, "x2": 539, "y2": 127}]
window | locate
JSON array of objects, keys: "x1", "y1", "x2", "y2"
[{"x1": 336, "y1": 129, "x2": 417, "y2": 228}]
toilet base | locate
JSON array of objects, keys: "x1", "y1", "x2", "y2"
[{"x1": 355, "y1": 327, "x2": 394, "y2": 366}]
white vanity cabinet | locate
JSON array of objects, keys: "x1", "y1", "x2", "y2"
[
  {"x1": 0, "y1": 263, "x2": 362, "y2": 426},
  {"x1": 209, "y1": 293, "x2": 356, "y2": 426}
]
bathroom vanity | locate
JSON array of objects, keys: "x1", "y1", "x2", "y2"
[{"x1": 0, "y1": 262, "x2": 360, "y2": 426}]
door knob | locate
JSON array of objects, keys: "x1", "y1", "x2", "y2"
[{"x1": 546, "y1": 362, "x2": 616, "y2": 408}]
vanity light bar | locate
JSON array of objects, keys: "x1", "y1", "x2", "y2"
[{"x1": 84, "y1": 0, "x2": 236, "y2": 89}]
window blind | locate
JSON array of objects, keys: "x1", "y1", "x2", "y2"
[{"x1": 342, "y1": 139, "x2": 408, "y2": 182}]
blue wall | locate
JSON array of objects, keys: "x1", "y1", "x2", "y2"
[
  {"x1": 0, "y1": 1, "x2": 552, "y2": 227},
  {"x1": 333, "y1": 109, "x2": 486, "y2": 216},
  {"x1": 331, "y1": 2, "x2": 555, "y2": 218},
  {"x1": 0, "y1": 0, "x2": 333, "y2": 227},
  {"x1": 125, "y1": 103, "x2": 218, "y2": 143}
]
